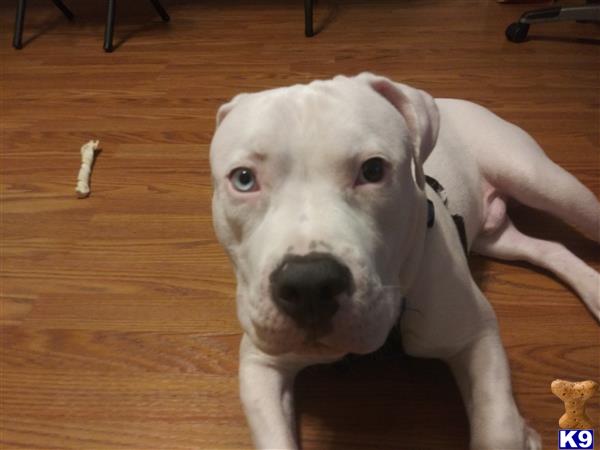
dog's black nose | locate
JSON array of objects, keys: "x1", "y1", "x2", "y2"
[{"x1": 270, "y1": 253, "x2": 353, "y2": 330}]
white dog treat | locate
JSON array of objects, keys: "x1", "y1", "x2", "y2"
[{"x1": 76, "y1": 140, "x2": 100, "y2": 198}]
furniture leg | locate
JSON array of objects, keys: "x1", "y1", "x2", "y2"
[
  {"x1": 304, "y1": 0, "x2": 314, "y2": 37},
  {"x1": 104, "y1": 0, "x2": 116, "y2": 52},
  {"x1": 13, "y1": 0, "x2": 26, "y2": 49},
  {"x1": 149, "y1": 0, "x2": 170, "y2": 22},
  {"x1": 51, "y1": 0, "x2": 74, "y2": 21}
]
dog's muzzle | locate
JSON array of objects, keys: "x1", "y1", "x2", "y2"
[{"x1": 269, "y1": 252, "x2": 354, "y2": 333}]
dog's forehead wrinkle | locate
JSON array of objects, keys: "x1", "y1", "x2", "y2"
[
  {"x1": 215, "y1": 84, "x2": 406, "y2": 178},
  {"x1": 261, "y1": 82, "x2": 396, "y2": 140}
]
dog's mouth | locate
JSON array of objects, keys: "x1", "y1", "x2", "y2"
[
  {"x1": 295, "y1": 338, "x2": 348, "y2": 358},
  {"x1": 249, "y1": 315, "x2": 347, "y2": 357}
]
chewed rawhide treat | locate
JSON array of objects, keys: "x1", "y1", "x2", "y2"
[
  {"x1": 551, "y1": 379, "x2": 598, "y2": 429},
  {"x1": 76, "y1": 140, "x2": 100, "y2": 198}
]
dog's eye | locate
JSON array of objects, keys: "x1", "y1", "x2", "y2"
[
  {"x1": 230, "y1": 167, "x2": 258, "y2": 192},
  {"x1": 357, "y1": 157, "x2": 386, "y2": 185}
]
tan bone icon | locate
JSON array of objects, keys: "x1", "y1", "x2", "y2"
[{"x1": 551, "y1": 379, "x2": 598, "y2": 429}]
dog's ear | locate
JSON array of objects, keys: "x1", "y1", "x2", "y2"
[
  {"x1": 356, "y1": 73, "x2": 439, "y2": 190},
  {"x1": 216, "y1": 93, "x2": 249, "y2": 128}
]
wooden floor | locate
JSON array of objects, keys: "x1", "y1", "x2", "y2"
[{"x1": 1, "y1": 0, "x2": 599, "y2": 448}]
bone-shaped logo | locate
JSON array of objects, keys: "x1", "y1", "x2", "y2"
[{"x1": 551, "y1": 379, "x2": 598, "y2": 430}]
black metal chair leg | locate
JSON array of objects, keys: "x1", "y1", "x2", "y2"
[
  {"x1": 14, "y1": 0, "x2": 76, "y2": 50},
  {"x1": 51, "y1": 0, "x2": 74, "y2": 21},
  {"x1": 104, "y1": 0, "x2": 116, "y2": 52},
  {"x1": 13, "y1": 0, "x2": 26, "y2": 49},
  {"x1": 149, "y1": 0, "x2": 170, "y2": 22},
  {"x1": 304, "y1": 0, "x2": 314, "y2": 37}
]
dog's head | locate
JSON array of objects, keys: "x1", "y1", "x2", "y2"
[{"x1": 210, "y1": 73, "x2": 439, "y2": 356}]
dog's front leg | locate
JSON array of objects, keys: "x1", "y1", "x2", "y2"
[
  {"x1": 445, "y1": 331, "x2": 541, "y2": 450},
  {"x1": 239, "y1": 334, "x2": 304, "y2": 450}
]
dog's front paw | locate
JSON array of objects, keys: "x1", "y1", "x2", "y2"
[
  {"x1": 523, "y1": 424, "x2": 541, "y2": 450},
  {"x1": 470, "y1": 420, "x2": 542, "y2": 450}
]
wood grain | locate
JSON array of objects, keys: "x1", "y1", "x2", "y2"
[{"x1": 1, "y1": 0, "x2": 598, "y2": 448}]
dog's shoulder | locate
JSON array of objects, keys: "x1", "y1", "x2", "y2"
[{"x1": 399, "y1": 192, "x2": 497, "y2": 359}]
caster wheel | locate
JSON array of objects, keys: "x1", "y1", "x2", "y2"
[{"x1": 506, "y1": 22, "x2": 529, "y2": 43}]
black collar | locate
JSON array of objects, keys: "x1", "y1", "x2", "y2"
[
  {"x1": 424, "y1": 175, "x2": 468, "y2": 256},
  {"x1": 427, "y1": 199, "x2": 435, "y2": 228}
]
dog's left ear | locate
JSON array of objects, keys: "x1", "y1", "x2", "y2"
[
  {"x1": 216, "y1": 93, "x2": 249, "y2": 128},
  {"x1": 356, "y1": 73, "x2": 440, "y2": 190}
]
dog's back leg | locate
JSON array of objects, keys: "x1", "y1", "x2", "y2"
[
  {"x1": 473, "y1": 217, "x2": 600, "y2": 322},
  {"x1": 493, "y1": 152, "x2": 600, "y2": 243},
  {"x1": 444, "y1": 100, "x2": 600, "y2": 242},
  {"x1": 488, "y1": 123, "x2": 598, "y2": 242}
]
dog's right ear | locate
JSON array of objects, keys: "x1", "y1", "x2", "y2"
[
  {"x1": 355, "y1": 73, "x2": 439, "y2": 191},
  {"x1": 216, "y1": 93, "x2": 249, "y2": 128}
]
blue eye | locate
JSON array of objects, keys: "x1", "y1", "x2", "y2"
[
  {"x1": 357, "y1": 157, "x2": 386, "y2": 184},
  {"x1": 230, "y1": 167, "x2": 257, "y2": 192}
]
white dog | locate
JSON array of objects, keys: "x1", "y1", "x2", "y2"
[{"x1": 209, "y1": 73, "x2": 599, "y2": 450}]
